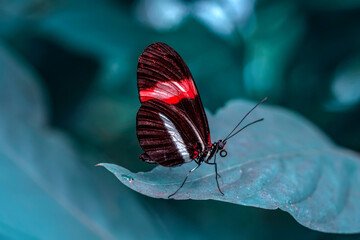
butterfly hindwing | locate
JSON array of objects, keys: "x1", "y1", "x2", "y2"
[{"x1": 137, "y1": 99, "x2": 205, "y2": 167}]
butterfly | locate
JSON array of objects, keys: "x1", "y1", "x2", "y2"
[{"x1": 136, "y1": 42, "x2": 266, "y2": 198}]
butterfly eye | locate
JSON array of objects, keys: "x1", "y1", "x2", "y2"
[{"x1": 220, "y1": 150, "x2": 227, "y2": 157}]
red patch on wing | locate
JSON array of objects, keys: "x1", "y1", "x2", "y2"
[
  {"x1": 140, "y1": 79, "x2": 198, "y2": 104},
  {"x1": 208, "y1": 133, "x2": 211, "y2": 147},
  {"x1": 192, "y1": 150, "x2": 198, "y2": 159}
]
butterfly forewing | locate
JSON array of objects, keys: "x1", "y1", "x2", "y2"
[{"x1": 136, "y1": 42, "x2": 211, "y2": 166}]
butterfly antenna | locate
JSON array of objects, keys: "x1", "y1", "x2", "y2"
[
  {"x1": 223, "y1": 97, "x2": 267, "y2": 142},
  {"x1": 225, "y1": 118, "x2": 264, "y2": 141}
]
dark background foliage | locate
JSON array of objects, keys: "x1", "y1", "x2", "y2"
[{"x1": 1, "y1": 0, "x2": 359, "y2": 239}]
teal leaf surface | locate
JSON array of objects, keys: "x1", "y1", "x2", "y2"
[
  {"x1": 100, "y1": 100, "x2": 360, "y2": 234},
  {"x1": 0, "y1": 41, "x2": 47, "y2": 124},
  {"x1": 38, "y1": 1, "x2": 142, "y2": 59}
]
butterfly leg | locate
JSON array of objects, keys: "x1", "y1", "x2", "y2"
[
  {"x1": 139, "y1": 153, "x2": 156, "y2": 164},
  {"x1": 206, "y1": 154, "x2": 224, "y2": 196},
  {"x1": 168, "y1": 163, "x2": 201, "y2": 199}
]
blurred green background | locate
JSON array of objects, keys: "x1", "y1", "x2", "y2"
[{"x1": 1, "y1": 0, "x2": 360, "y2": 239}]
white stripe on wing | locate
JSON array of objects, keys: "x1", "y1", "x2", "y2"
[{"x1": 159, "y1": 113, "x2": 192, "y2": 162}]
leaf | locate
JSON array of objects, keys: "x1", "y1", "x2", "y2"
[
  {"x1": 38, "y1": 1, "x2": 143, "y2": 59},
  {"x1": 0, "y1": 40, "x2": 47, "y2": 125},
  {"x1": 0, "y1": 42, "x2": 166, "y2": 239},
  {"x1": 243, "y1": 1, "x2": 304, "y2": 100},
  {"x1": 99, "y1": 99, "x2": 360, "y2": 234}
]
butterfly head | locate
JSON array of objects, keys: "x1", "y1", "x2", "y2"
[{"x1": 217, "y1": 140, "x2": 227, "y2": 157}]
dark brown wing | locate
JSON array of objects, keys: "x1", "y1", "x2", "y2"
[
  {"x1": 137, "y1": 99, "x2": 205, "y2": 167},
  {"x1": 137, "y1": 42, "x2": 211, "y2": 150}
]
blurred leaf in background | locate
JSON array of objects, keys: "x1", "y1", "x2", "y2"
[
  {"x1": 0, "y1": 40, "x2": 171, "y2": 240},
  {"x1": 0, "y1": 0, "x2": 360, "y2": 239}
]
